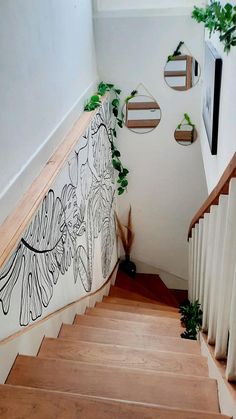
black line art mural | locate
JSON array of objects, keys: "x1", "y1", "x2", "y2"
[{"x1": 0, "y1": 100, "x2": 117, "y2": 328}]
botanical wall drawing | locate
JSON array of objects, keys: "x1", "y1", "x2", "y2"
[{"x1": 0, "y1": 100, "x2": 117, "y2": 328}]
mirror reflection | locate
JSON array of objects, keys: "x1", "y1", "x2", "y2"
[
  {"x1": 164, "y1": 54, "x2": 200, "y2": 91},
  {"x1": 174, "y1": 124, "x2": 197, "y2": 146},
  {"x1": 124, "y1": 95, "x2": 161, "y2": 134}
]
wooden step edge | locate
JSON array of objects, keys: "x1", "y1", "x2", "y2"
[
  {"x1": 74, "y1": 313, "x2": 182, "y2": 332},
  {"x1": 104, "y1": 295, "x2": 179, "y2": 311},
  {"x1": 98, "y1": 301, "x2": 179, "y2": 317},
  {"x1": 85, "y1": 307, "x2": 181, "y2": 324},
  {"x1": 59, "y1": 323, "x2": 201, "y2": 355},
  {"x1": 8, "y1": 354, "x2": 214, "y2": 383},
  {"x1": 1, "y1": 384, "x2": 231, "y2": 419},
  {"x1": 109, "y1": 286, "x2": 165, "y2": 304},
  {"x1": 39, "y1": 336, "x2": 207, "y2": 361}
]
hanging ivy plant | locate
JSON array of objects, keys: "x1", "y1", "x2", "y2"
[
  {"x1": 84, "y1": 82, "x2": 129, "y2": 195},
  {"x1": 192, "y1": 1, "x2": 236, "y2": 53}
]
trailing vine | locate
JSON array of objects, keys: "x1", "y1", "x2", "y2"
[
  {"x1": 84, "y1": 82, "x2": 129, "y2": 195},
  {"x1": 192, "y1": 2, "x2": 236, "y2": 53}
]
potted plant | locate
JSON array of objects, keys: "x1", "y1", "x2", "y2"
[
  {"x1": 179, "y1": 299, "x2": 203, "y2": 340},
  {"x1": 115, "y1": 206, "x2": 136, "y2": 277}
]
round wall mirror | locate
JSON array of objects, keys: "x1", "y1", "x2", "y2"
[
  {"x1": 174, "y1": 124, "x2": 197, "y2": 146},
  {"x1": 123, "y1": 94, "x2": 161, "y2": 134},
  {"x1": 164, "y1": 54, "x2": 200, "y2": 91}
]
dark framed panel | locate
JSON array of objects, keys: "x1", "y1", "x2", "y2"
[{"x1": 202, "y1": 41, "x2": 222, "y2": 155}]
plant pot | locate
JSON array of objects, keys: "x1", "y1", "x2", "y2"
[{"x1": 119, "y1": 255, "x2": 136, "y2": 278}]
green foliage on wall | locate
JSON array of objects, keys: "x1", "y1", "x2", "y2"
[
  {"x1": 192, "y1": 1, "x2": 236, "y2": 53},
  {"x1": 85, "y1": 82, "x2": 129, "y2": 195}
]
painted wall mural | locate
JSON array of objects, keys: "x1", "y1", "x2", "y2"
[{"x1": 0, "y1": 100, "x2": 117, "y2": 333}]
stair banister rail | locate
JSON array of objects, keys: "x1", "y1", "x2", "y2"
[{"x1": 188, "y1": 152, "x2": 236, "y2": 382}]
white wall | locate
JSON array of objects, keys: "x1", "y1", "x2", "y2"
[
  {"x1": 94, "y1": 11, "x2": 208, "y2": 281},
  {"x1": 200, "y1": 0, "x2": 236, "y2": 193},
  {"x1": 0, "y1": 0, "x2": 98, "y2": 224}
]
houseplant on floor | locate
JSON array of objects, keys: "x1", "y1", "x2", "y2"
[{"x1": 115, "y1": 206, "x2": 136, "y2": 277}]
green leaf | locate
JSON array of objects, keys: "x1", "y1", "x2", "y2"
[
  {"x1": 112, "y1": 159, "x2": 121, "y2": 171},
  {"x1": 112, "y1": 98, "x2": 119, "y2": 107},
  {"x1": 91, "y1": 95, "x2": 100, "y2": 103},
  {"x1": 121, "y1": 179, "x2": 128, "y2": 188},
  {"x1": 113, "y1": 108, "x2": 118, "y2": 117},
  {"x1": 112, "y1": 150, "x2": 121, "y2": 158},
  {"x1": 117, "y1": 119, "x2": 123, "y2": 128},
  {"x1": 122, "y1": 168, "x2": 129, "y2": 176},
  {"x1": 112, "y1": 128, "x2": 117, "y2": 138},
  {"x1": 118, "y1": 187, "x2": 125, "y2": 195},
  {"x1": 115, "y1": 88, "x2": 121, "y2": 94}
]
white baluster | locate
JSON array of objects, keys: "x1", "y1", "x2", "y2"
[
  {"x1": 226, "y1": 261, "x2": 236, "y2": 381},
  {"x1": 188, "y1": 236, "x2": 194, "y2": 301},
  {"x1": 215, "y1": 178, "x2": 236, "y2": 359},
  {"x1": 192, "y1": 224, "x2": 199, "y2": 302},
  {"x1": 195, "y1": 219, "x2": 203, "y2": 301},
  {"x1": 202, "y1": 205, "x2": 218, "y2": 332},
  {"x1": 198, "y1": 213, "x2": 210, "y2": 307},
  {"x1": 208, "y1": 195, "x2": 228, "y2": 345}
]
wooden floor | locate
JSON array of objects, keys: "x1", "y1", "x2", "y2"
[{"x1": 0, "y1": 271, "x2": 230, "y2": 418}]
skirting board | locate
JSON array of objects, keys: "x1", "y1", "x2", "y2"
[
  {"x1": 0, "y1": 264, "x2": 118, "y2": 384},
  {"x1": 200, "y1": 333, "x2": 236, "y2": 418}
]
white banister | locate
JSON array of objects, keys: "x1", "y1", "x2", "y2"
[
  {"x1": 188, "y1": 153, "x2": 236, "y2": 383},
  {"x1": 226, "y1": 263, "x2": 236, "y2": 380},
  {"x1": 215, "y1": 178, "x2": 236, "y2": 359}
]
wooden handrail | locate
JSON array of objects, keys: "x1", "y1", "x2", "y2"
[
  {"x1": 0, "y1": 97, "x2": 107, "y2": 269},
  {"x1": 188, "y1": 152, "x2": 236, "y2": 239}
]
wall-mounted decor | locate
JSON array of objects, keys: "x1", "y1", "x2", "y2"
[
  {"x1": 123, "y1": 84, "x2": 161, "y2": 134},
  {"x1": 174, "y1": 113, "x2": 197, "y2": 146},
  {"x1": 202, "y1": 41, "x2": 222, "y2": 155},
  {"x1": 164, "y1": 42, "x2": 200, "y2": 91}
]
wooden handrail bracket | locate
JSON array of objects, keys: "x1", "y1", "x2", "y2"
[{"x1": 188, "y1": 152, "x2": 236, "y2": 239}]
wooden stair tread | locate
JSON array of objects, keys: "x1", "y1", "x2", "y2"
[
  {"x1": 104, "y1": 296, "x2": 178, "y2": 312},
  {"x1": 0, "y1": 385, "x2": 230, "y2": 419},
  {"x1": 135, "y1": 273, "x2": 179, "y2": 307},
  {"x1": 114, "y1": 273, "x2": 165, "y2": 303},
  {"x1": 97, "y1": 301, "x2": 179, "y2": 318},
  {"x1": 6, "y1": 355, "x2": 220, "y2": 412},
  {"x1": 59, "y1": 324, "x2": 200, "y2": 354},
  {"x1": 85, "y1": 308, "x2": 182, "y2": 337},
  {"x1": 115, "y1": 271, "x2": 178, "y2": 307},
  {"x1": 74, "y1": 314, "x2": 182, "y2": 337},
  {"x1": 39, "y1": 337, "x2": 208, "y2": 377},
  {"x1": 109, "y1": 285, "x2": 164, "y2": 304}
]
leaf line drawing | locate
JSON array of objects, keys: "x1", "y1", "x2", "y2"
[{"x1": 0, "y1": 100, "x2": 116, "y2": 327}]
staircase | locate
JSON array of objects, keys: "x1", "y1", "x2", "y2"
[{"x1": 0, "y1": 272, "x2": 230, "y2": 418}]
